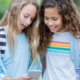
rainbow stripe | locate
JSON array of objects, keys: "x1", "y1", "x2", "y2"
[{"x1": 47, "y1": 41, "x2": 70, "y2": 55}]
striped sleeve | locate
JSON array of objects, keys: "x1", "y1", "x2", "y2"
[{"x1": 0, "y1": 27, "x2": 6, "y2": 59}]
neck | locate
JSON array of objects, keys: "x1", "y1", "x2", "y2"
[
  {"x1": 3, "y1": 25, "x2": 21, "y2": 35},
  {"x1": 60, "y1": 27, "x2": 66, "y2": 33},
  {"x1": 4, "y1": 25, "x2": 8, "y2": 32}
]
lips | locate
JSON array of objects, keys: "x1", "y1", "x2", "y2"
[
  {"x1": 49, "y1": 26, "x2": 57, "y2": 31},
  {"x1": 22, "y1": 24, "x2": 26, "y2": 28}
]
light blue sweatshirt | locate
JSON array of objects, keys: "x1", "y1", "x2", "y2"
[{"x1": 0, "y1": 32, "x2": 42, "y2": 80}]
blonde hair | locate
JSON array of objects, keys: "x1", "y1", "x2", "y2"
[{"x1": 0, "y1": 0, "x2": 40, "y2": 62}]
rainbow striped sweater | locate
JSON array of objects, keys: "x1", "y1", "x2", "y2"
[
  {"x1": 47, "y1": 32, "x2": 71, "y2": 56},
  {"x1": 47, "y1": 40, "x2": 70, "y2": 56},
  {"x1": 43, "y1": 32, "x2": 77, "y2": 80}
]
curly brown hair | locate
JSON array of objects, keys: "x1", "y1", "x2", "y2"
[{"x1": 38, "y1": 0, "x2": 80, "y2": 55}]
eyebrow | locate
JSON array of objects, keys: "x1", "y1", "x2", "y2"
[{"x1": 25, "y1": 13, "x2": 30, "y2": 15}]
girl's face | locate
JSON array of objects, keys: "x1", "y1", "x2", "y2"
[
  {"x1": 44, "y1": 7, "x2": 64, "y2": 33},
  {"x1": 19, "y1": 4, "x2": 37, "y2": 30}
]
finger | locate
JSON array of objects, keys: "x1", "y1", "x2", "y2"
[
  {"x1": 25, "y1": 76, "x2": 31, "y2": 79},
  {"x1": 30, "y1": 78, "x2": 38, "y2": 80},
  {"x1": 25, "y1": 74, "x2": 31, "y2": 78},
  {"x1": 23, "y1": 74, "x2": 31, "y2": 80}
]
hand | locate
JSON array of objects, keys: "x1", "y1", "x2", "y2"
[
  {"x1": 30, "y1": 78, "x2": 39, "y2": 80},
  {"x1": 19, "y1": 74, "x2": 31, "y2": 80},
  {"x1": 4, "y1": 75, "x2": 31, "y2": 80}
]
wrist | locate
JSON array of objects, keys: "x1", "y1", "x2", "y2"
[
  {"x1": 4, "y1": 76, "x2": 8, "y2": 80},
  {"x1": 4, "y1": 76, "x2": 20, "y2": 80},
  {"x1": 11, "y1": 77, "x2": 20, "y2": 80}
]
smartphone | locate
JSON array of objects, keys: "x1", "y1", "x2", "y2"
[{"x1": 28, "y1": 70, "x2": 42, "y2": 79}]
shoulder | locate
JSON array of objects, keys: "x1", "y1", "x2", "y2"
[
  {"x1": 0, "y1": 27, "x2": 6, "y2": 59},
  {"x1": 0, "y1": 27, "x2": 4, "y2": 31},
  {"x1": 0, "y1": 27, "x2": 6, "y2": 38},
  {"x1": 0, "y1": 27, "x2": 5, "y2": 32}
]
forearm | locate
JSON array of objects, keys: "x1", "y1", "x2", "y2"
[
  {"x1": 4, "y1": 76, "x2": 20, "y2": 80},
  {"x1": 43, "y1": 56, "x2": 46, "y2": 77}
]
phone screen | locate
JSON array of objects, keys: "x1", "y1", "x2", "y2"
[{"x1": 28, "y1": 70, "x2": 42, "y2": 79}]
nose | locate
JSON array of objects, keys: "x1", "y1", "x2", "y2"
[
  {"x1": 26, "y1": 18, "x2": 31, "y2": 25},
  {"x1": 48, "y1": 20, "x2": 54, "y2": 26}
]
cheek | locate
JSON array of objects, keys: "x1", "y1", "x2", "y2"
[
  {"x1": 59, "y1": 20, "x2": 63, "y2": 26},
  {"x1": 30, "y1": 21, "x2": 33, "y2": 25},
  {"x1": 44, "y1": 20, "x2": 47, "y2": 25},
  {"x1": 56, "y1": 19, "x2": 62, "y2": 26},
  {"x1": 19, "y1": 15, "x2": 22, "y2": 23},
  {"x1": 59, "y1": 18, "x2": 63, "y2": 25},
  {"x1": 19, "y1": 14, "x2": 24, "y2": 22}
]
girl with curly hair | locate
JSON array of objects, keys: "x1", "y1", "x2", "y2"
[
  {"x1": 0, "y1": 0, "x2": 42, "y2": 80},
  {"x1": 38, "y1": 0, "x2": 80, "y2": 80}
]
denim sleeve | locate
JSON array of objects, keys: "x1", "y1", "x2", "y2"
[
  {"x1": 0, "y1": 53, "x2": 7, "y2": 80},
  {"x1": 27, "y1": 59, "x2": 42, "y2": 80}
]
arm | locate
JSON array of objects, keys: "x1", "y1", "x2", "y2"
[
  {"x1": 0, "y1": 53, "x2": 31, "y2": 80},
  {"x1": 42, "y1": 56, "x2": 46, "y2": 77},
  {"x1": 0, "y1": 54, "x2": 18, "y2": 80},
  {"x1": 4, "y1": 75, "x2": 31, "y2": 80},
  {"x1": 0, "y1": 53, "x2": 7, "y2": 80},
  {"x1": 4, "y1": 77, "x2": 19, "y2": 80}
]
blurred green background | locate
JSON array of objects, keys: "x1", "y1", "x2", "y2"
[
  {"x1": 0, "y1": 0, "x2": 80, "y2": 20},
  {"x1": 0, "y1": 0, "x2": 11, "y2": 20}
]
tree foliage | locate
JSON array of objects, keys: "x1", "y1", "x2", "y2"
[
  {"x1": 0, "y1": 0, "x2": 80, "y2": 20},
  {"x1": 0, "y1": 0, "x2": 11, "y2": 20}
]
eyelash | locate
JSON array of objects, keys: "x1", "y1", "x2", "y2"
[
  {"x1": 44, "y1": 18, "x2": 48, "y2": 20},
  {"x1": 53, "y1": 19, "x2": 57, "y2": 21},
  {"x1": 31, "y1": 18, "x2": 34, "y2": 21},
  {"x1": 24, "y1": 15, "x2": 34, "y2": 21},
  {"x1": 24, "y1": 15, "x2": 28, "y2": 18},
  {"x1": 44, "y1": 18, "x2": 57, "y2": 21}
]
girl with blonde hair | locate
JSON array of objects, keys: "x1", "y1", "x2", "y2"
[{"x1": 0, "y1": 0, "x2": 42, "y2": 80}]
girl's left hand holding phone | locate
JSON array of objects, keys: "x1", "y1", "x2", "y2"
[{"x1": 30, "y1": 78, "x2": 40, "y2": 80}]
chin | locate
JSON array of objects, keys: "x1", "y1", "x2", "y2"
[{"x1": 50, "y1": 30, "x2": 56, "y2": 33}]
